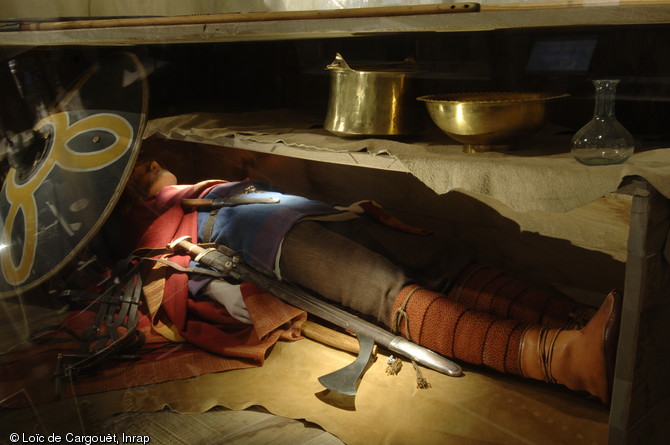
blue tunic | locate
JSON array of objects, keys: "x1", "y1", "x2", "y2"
[{"x1": 197, "y1": 181, "x2": 342, "y2": 273}]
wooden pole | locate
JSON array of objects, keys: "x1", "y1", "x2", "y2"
[{"x1": 19, "y1": 3, "x2": 480, "y2": 31}]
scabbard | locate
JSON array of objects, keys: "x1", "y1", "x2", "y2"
[
  {"x1": 182, "y1": 196, "x2": 280, "y2": 208},
  {"x1": 169, "y1": 237, "x2": 462, "y2": 377}
]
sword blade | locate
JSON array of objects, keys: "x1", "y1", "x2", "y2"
[
  {"x1": 239, "y1": 263, "x2": 462, "y2": 377},
  {"x1": 168, "y1": 238, "x2": 462, "y2": 378}
]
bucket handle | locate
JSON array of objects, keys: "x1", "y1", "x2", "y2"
[{"x1": 326, "y1": 53, "x2": 351, "y2": 71}]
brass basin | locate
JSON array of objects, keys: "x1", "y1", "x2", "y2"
[{"x1": 418, "y1": 92, "x2": 569, "y2": 152}]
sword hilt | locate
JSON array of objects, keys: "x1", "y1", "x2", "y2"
[
  {"x1": 168, "y1": 235, "x2": 238, "y2": 277},
  {"x1": 168, "y1": 235, "x2": 199, "y2": 253},
  {"x1": 169, "y1": 235, "x2": 224, "y2": 262}
]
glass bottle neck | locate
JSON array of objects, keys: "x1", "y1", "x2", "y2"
[{"x1": 593, "y1": 79, "x2": 619, "y2": 119}]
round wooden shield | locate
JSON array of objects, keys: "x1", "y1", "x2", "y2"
[{"x1": 0, "y1": 52, "x2": 148, "y2": 296}]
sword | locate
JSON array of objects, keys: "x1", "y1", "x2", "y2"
[{"x1": 168, "y1": 236, "x2": 462, "y2": 394}]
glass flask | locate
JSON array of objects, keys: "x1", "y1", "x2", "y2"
[{"x1": 571, "y1": 79, "x2": 635, "y2": 165}]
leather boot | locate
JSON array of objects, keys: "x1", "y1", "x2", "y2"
[{"x1": 519, "y1": 290, "x2": 622, "y2": 403}]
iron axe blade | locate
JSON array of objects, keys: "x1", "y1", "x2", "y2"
[{"x1": 317, "y1": 334, "x2": 375, "y2": 396}]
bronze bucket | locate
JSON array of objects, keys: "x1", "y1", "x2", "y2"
[{"x1": 324, "y1": 53, "x2": 424, "y2": 137}]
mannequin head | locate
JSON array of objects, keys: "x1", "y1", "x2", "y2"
[
  {"x1": 119, "y1": 158, "x2": 179, "y2": 217},
  {"x1": 130, "y1": 159, "x2": 178, "y2": 198}
]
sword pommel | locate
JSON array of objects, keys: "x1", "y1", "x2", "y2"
[{"x1": 167, "y1": 235, "x2": 194, "y2": 251}]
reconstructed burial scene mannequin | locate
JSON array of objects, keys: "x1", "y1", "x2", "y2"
[{"x1": 4, "y1": 26, "x2": 660, "y2": 442}]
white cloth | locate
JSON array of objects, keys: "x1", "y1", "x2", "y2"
[
  {"x1": 145, "y1": 112, "x2": 670, "y2": 213},
  {"x1": 203, "y1": 279, "x2": 252, "y2": 324}
]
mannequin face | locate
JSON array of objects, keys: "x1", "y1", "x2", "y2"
[{"x1": 131, "y1": 160, "x2": 178, "y2": 197}]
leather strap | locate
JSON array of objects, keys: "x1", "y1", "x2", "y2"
[
  {"x1": 201, "y1": 209, "x2": 219, "y2": 243},
  {"x1": 537, "y1": 327, "x2": 562, "y2": 384}
]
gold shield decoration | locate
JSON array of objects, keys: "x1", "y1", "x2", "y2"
[{"x1": 0, "y1": 52, "x2": 148, "y2": 296}]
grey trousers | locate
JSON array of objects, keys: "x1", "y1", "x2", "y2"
[{"x1": 278, "y1": 217, "x2": 473, "y2": 327}]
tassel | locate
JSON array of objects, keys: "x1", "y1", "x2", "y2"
[
  {"x1": 412, "y1": 360, "x2": 431, "y2": 389},
  {"x1": 385, "y1": 355, "x2": 403, "y2": 375}
]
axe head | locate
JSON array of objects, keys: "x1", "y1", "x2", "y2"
[{"x1": 317, "y1": 334, "x2": 376, "y2": 396}]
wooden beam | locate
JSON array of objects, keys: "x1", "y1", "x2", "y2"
[{"x1": 609, "y1": 180, "x2": 670, "y2": 444}]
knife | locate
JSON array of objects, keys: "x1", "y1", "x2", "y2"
[{"x1": 182, "y1": 196, "x2": 280, "y2": 208}]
